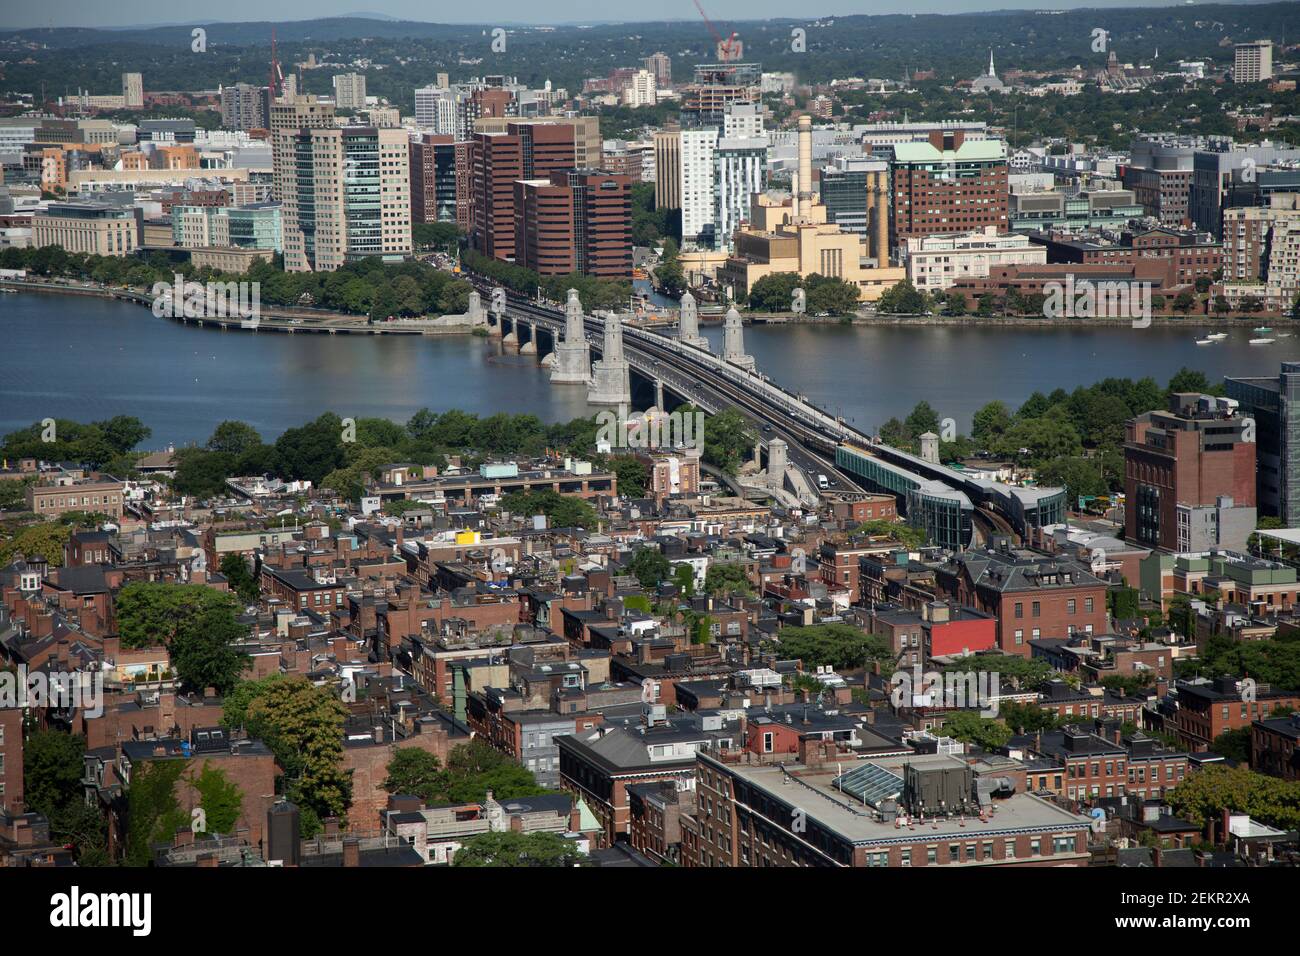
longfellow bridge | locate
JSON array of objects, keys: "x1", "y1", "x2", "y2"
[{"x1": 474, "y1": 281, "x2": 1066, "y2": 551}]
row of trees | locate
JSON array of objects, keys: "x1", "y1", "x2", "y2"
[
  {"x1": 877, "y1": 367, "x2": 1221, "y2": 506},
  {"x1": 0, "y1": 247, "x2": 474, "y2": 324},
  {"x1": 745, "y1": 272, "x2": 861, "y2": 317},
  {"x1": 461, "y1": 248, "x2": 632, "y2": 312}
]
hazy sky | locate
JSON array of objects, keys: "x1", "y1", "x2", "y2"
[{"x1": 0, "y1": 0, "x2": 1218, "y2": 32}]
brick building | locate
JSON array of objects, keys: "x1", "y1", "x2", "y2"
[
  {"x1": 1124, "y1": 392, "x2": 1257, "y2": 553},
  {"x1": 934, "y1": 545, "x2": 1109, "y2": 656},
  {"x1": 889, "y1": 130, "x2": 1008, "y2": 248}
]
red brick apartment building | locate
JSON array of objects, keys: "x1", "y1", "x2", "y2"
[
  {"x1": 1172, "y1": 676, "x2": 1300, "y2": 752},
  {"x1": 1124, "y1": 392, "x2": 1256, "y2": 552},
  {"x1": 693, "y1": 743, "x2": 1091, "y2": 868},
  {"x1": 0, "y1": 710, "x2": 23, "y2": 814},
  {"x1": 1252, "y1": 711, "x2": 1300, "y2": 781},
  {"x1": 934, "y1": 546, "x2": 1109, "y2": 656}
]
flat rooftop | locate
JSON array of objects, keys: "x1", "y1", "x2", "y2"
[{"x1": 708, "y1": 750, "x2": 1091, "y2": 846}]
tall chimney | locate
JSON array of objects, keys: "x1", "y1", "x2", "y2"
[
  {"x1": 791, "y1": 172, "x2": 800, "y2": 220},
  {"x1": 797, "y1": 114, "x2": 813, "y2": 218}
]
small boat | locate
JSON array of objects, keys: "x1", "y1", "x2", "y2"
[
  {"x1": 1254, "y1": 326, "x2": 1273, "y2": 334},
  {"x1": 1249, "y1": 337, "x2": 1275, "y2": 345},
  {"x1": 1195, "y1": 337, "x2": 1214, "y2": 345},
  {"x1": 1207, "y1": 332, "x2": 1227, "y2": 340}
]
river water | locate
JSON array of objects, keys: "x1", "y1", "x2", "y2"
[{"x1": 3, "y1": 291, "x2": 1299, "y2": 447}]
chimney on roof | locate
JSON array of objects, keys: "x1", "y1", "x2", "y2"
[{"x1": 342, "y1": 836, "x2": 361, "y2": 868}]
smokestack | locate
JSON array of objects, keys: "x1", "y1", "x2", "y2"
[
  {"x1": 797, "y1": 114, "x2": 813, "y2": 217},
  {"x1": 791, "y1": 172, "x2": 800, "y2": 219}
]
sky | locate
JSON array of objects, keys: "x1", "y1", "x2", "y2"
[{"x1": 0, "y1": 0, "x2": 1226, "y2": 32}]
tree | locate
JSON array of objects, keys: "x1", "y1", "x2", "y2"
[
  {"x1": 854, "y1": 518, "x2": 925, "y2": 549},
  {"x1": 1166, "y1": 764, "x2": 1300, "y2": 831},
  {"x1": 627, "y1": 546, "x2": 672, "y2": 589},
  {"x1": 695, "y1": 406, "x2": 754, "y2": 476},
  {"x1": 219, "y1": 553, "x2": 260, "y2": 605},
  {"x1": 971, "y1": 401, "x2": 1011, "y2": 448},
  {"x1": 382, "y1": 749, "x2": 444, "y2": 802},
  {"x1": 452, "y1": 831, "x2": 587, "y2": 867},
  {"x1": 207, "y1": 420, "x2": 263, "y2": 456},
  {"x1": 877, "y1": 279, "x2": 927, "y2": 315},
  {"x1": 113, "y1": 582, "x2": 249, "y2": 694},
  {"x1": 773, "y1": 624, "x2": 892, "y2": 670},
  {"x1": 190, "y1": 761, "x2": 244, "y2": 835},
  {"x1": 703, "y1": 562, "x2": 751, "y2": 596},
  {"x1": 1172, "y1": 290, "x2": 1196, "y2": 314},
  {"x1": 23, "y1": 730, "x2": 86, "y2": 816},
  {"x1": 1209, "y1": 727, "x2": 1251, "y2": 763},
  {"x1": 941, "y1": 711, "x2": 1012, "y2": 751},
  {"x1": 0, "y1": 522, "x2": 71, "y2": 567},
  {"x1": 499, "y1": 489, "x2": 598, "y2": 530},
  {"x1": 608, "y1": 455, "x2": 648, "y2": 498},
  {"x1": 243, "y1": 675, "x2": 352, "y2": 824},
  {"x1": 904, "y1": 401, "x2": 940, "y2": 437}
]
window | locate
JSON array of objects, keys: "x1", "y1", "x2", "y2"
[
  {"x1": 1085, "y1": 597, "x2": 1094, "y2": 613},
  {"x1": 1032, "y1": 601, "x2": 1040, "y2": 617},
  {"x1": 1067, "y1": 599, "x2": 1076, "y2": 614},
  {"x1": 1030, "y1": 839, "x2": 1041, "y2": 856},
  {"x1": 926, "y1": 846, "x2": 937, "y2": 865},
  {"x1": 1004, "y1": 839, "x2": 1016, "y2": 859}
]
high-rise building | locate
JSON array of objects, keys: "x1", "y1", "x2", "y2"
[
  {"x1": 269, "y1": 96, "x2": 335, "y2": 205},
  {"x1": 332, "y1": 73, "x2": 368, "y2": 110},
  {"x1": 889, "y1": 130, "x2": 1008, "y2": 251},
  {"x1": 653, "y1": 129, "x2": 681, "y2": 210},
  {"x1": 473, "y1": 116, "x2": 602, "y2": 168},
  {"x1": 414, "y1": 85, "x2": 458, "y2": 135},
  {"x1": 622, "y1": 70, "x2": 658, "y2": 108},
  {"x1": 514, "y1": 170, "x2": 631, "y2": 278},
  {"x1": 1226, "y1": 362, "x2": 1300, "y2": 525},
  {"x1": 1234, "y1": 40, "x2": 1274, "y2": 84},
  {"x1": 221, "y1": 83, "x2": 271, "y2": 131},
  {"x1": 469, "y1": 121, "x2": 576, "y2": 261},
  {"x1": 1217, "y1": 194, "x2": 1300, "y2": 309},
  {"x1": 644, "y1": 52, "x2": 672, "y2": 88},
  {"x1": 410, "y1": 134, "x2": 458, "y2": 225},
  {"x1": 280, "y1": 126, "x2": 411, "y2": 272},
  {"x1": 122, "y1": 72, "x2": 144, "y2": 109},
  {"x1": 714, "y1": 134, "x2": 767, "y2": 252},
  {"x1": 680, "y1": 125, "x2": 720, "y2": 249},
  {"x1": 1124, "y1": 393, "x2": 1257, "y2": 552}
]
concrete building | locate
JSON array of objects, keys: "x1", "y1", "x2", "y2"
[
  {"x1": 680, "y1": 125, "x2": 719, "y2": 249},
  {"x1": 1234, "y1": 41, "x2": 1274, "y2": 84},
  {"x1": 1220, "y1": 193, "x2": 1300, "y2": 310},
  {"x1": 713, "y1": 134, "x2": 767, "y2": 252},
  {"x1": 1190, "y1": 140, "x2": 1300, "y2": 238},
  {"x1": 622, "y1": 70, "x2": 658, "y2": 107},
  {"x1": 122, "y1": 72, "x2": 144, "y2": 109},
  {"x1": 269, "y1": 95, "x2": 336, "y2": 206},
  {"x1": 220, "y1": 83, "x2": 270, "y2": 131},
  {"x1": 280, "y1": 126, "x2": 412, "y2": 272},
  {"x1": 1124, "y1": 138, "x2": 1196, "y2": 227},
  {"x1": 172, "y1": 203, "x2": 282, "y2": 253},
  {"x1": 653, "y1": 129, "x2": 681, "y2": 210},
  {"x1": 1124, "y1": 393, "x2": 1257, "y2": 553},
  {"x1": 903, "y1": 227, "x2": 1047, "y2": 292},
  {"x1": 644, "y1": 52, "x2": 672, "y2": 88},
  {"x1": 33, "y1": 203, "x2": 138, "y2": 257},
  {"x1": 1225, "y1": 361, "x2": 1300, "y2": 525},
  {"x1": 889, "y1": 131, "x2": 1009, "y2": 251},
  {"x1": 718, "y1": 116, "x2": 905, "y2": 303},
  {"x1": 27, "y1": 477, "x2": 126, "y2": 520},
  {"x1": 414, "y1": 85, "x2": 458, "y2": 135},
  {"x1": 332, "y1": 73, "x2": 367, "y2": 110}
]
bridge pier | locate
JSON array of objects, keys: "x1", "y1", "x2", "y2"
[
  {"x1": 552, "y1": 288, "x2": 592, "y2": 384},
  {"x1": 588, "y1": 311, "x2": 631, "y2": 406}
]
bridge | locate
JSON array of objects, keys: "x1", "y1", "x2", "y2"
[{"x1": 473, "y1": 281, "x2": 1067, "y2": 550}]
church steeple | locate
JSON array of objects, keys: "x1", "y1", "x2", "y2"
[{"x1": 988, "y1": 48, "x2": 996, "y2": 77}]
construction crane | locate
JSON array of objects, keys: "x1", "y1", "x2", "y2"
[
  {"x1": 269, "y1": 27, "x2": 285, "y2": 101},
  {"x1": 693, "y1": 0, "x2": 741, "y2": 63}
]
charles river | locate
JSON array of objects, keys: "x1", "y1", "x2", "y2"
[{"x1": 5, "y1": 291, "x2": 1300, "y2": 448}]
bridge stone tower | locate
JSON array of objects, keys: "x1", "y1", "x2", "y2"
[
  {"x1": 587, "y1": 310, "x2": 632, "y2": 405},
  {"x1": 679, "y1": 290, "x2": 709, "y2": 349},
  {"x1": 722, "y1": 306, "x2": 756, "y2": 372},
  {"x1": 767, "y1": 439, "x2": 788, "y2": 490},
  {"x1": 464, "y1": 290, "x2": 487, "y2": 327},
  {"x1": 550, "y1": 289, "x2": 591, "y2": 384}
]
